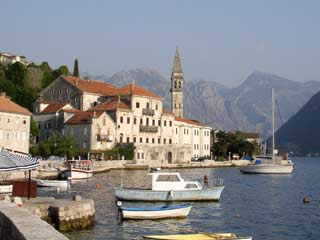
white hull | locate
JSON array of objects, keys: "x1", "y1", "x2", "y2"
[
  {"x1": 64, "y1": 169, "x2": 93, "y2": 179},
  {"x1": 33, "y1": 179, "x2": 70, "y2": 188},
  {"x1": 122, "y1": 206, "x2": 192, "y2": 219},
  {"x1": 240, "y1": 164, "x2": 294, "y2": 174},
  {"x1": 0, "y1": 185, "x2": 13, "y2": 194}
]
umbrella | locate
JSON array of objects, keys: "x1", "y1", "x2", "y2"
[
  {"x1": 0, "y1": 150, "x2": 40, "y2": 199},
  {"x1": 0, "y1": 151, "x2": 39, "y2": 171}
]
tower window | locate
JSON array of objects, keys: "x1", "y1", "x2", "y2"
[
  {"x1": 174, "y1": 82, "x2": 177, "y2": 88},
  {"x1": 136, "y1": 102, "x2": 140, "y2": 108}
]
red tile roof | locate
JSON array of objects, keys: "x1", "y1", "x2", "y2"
[
  {"x1": 90, "y1": 98, "x2": 130, "y2": 111},
  {"x1": 65, "y1": 111, "x2": 104, "y2": 125},
  {"x1": 0, "y1": 94, "x2": 31, "y2": 116},
  {"x1": 117, "y1": 83, "x2": 163, "y2": 99},
  {"x1": 175, "y1": 116, "x2": 205, "y2": 126},
  {"x1": 41, "y1": 103, "x2": 68, "y2": 113},
  {"x1": 63, "y1": 76, "x2": 117, "y2": 96}
]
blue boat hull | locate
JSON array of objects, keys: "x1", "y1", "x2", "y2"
[{"x1": 114, "y1": 186, "x2": 224, "y2": 201}]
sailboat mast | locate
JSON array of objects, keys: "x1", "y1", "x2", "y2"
[{"x1": 272, "y1": 88, "x2": 275, "y2": 164}]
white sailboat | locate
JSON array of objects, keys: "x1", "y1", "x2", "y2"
[{"x1": 240, "y1": 88, "x2": 295, "y2": 174}]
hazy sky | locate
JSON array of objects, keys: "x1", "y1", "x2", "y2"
[{"x1": 2, "y1": 1, "x2": 320, "y2": 87}]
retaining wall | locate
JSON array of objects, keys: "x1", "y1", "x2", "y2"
[{"x1": 0, "y1": 201, "x2": 68, "y2": 240}]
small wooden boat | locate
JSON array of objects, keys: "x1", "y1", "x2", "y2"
[
  {"x1": 144, "y1": 233, "x2": 253, "y2": 240},
  {"x1": 33, "y1": 179, "x2": 70, "y2": 189},
  {"x1": 114, "y1": 172, "x2": 224, "y2": 201},
  {"x1": 0, "y1": 184, "x2": 13, "y2": 194},
  {"x1": 119, "y1": 203, "x2": 192, "y2": 220},
  {"x1": 62, "y1": 160, "x2": 93, "y2": 180}
]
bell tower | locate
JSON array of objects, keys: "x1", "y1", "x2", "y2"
[{"x1": 170, "y1": 48, "x2": 184, "y2": 117}]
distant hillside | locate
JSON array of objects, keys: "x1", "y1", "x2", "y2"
[
  {"x1": 94, "y1": 68, "x2": 320, "y2": 139},
  {"x1": 275, "y1": 91, "x2": 320, "y2": 155}
]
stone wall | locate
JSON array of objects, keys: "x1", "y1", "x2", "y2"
[{"x1": 0, "y1": 201, "x2": 68, "y2": 240}]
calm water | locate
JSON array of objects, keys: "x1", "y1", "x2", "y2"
[{"x1": 39, "y1": 158, "x2": 320, "y2": 240}]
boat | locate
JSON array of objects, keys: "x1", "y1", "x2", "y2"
[
  {"x1": 119, "y1": 203, "x2": 192, "y2": 220},
  {"x1": 0, "y1": 184, "x2": 13, "y2": 195},
  {"x1": 114, "y1": 172, "x2": 224, "y2": 201},
  {"x1": 32, "y1": 178, "x2": 70, "y2": 189},
  {"x1": 144, "y1": 233, "x2": 252, "y2": 240},
  {"x1": 61, "y1": 160, "x2": 93, "y2": 179},
  {"x1": 240, "y1": 88, "x2": 295, "y2": 174}
]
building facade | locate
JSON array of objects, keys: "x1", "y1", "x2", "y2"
[
  {"x1": 0, "y1": 92, "x2": 31, "y2": 153},
  {"x1": 33, "y1": 50, "x2": 212, "y2": 164},
  {"x1": 0, "y1": 52, "x2": 29, "y2": 66}
]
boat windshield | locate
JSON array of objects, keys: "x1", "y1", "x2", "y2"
[{"x1": 156, "y1": 175, "x2": 180, "y2": 182}]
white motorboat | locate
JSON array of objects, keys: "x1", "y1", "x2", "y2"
[
  {"x1": 114, "y1": 172, "x2": 224, "y2": 201},
  {"x1": 119, "y1": 203, "x2": 192, "y2": 220},
  {"x1": 33, "y1": 178, "x2": 70, "y2": 189},
  {"x1": 240, "y1": 88, "x2": 295, "y2": 174},
  {"x1": 144, "y1": 233, "x2": 253, "y2": 240},
  {"x1": 62, "y1": 160, "x2": 93, "y2": 179}
]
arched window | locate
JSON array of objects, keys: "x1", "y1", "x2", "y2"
[
  {"x1": 146, "y1": 102, "x2": 150, "y2": 109},
  {"x1": 146, "y1": 118, "x2": 149, "y2": 126},
  {"x1": 179, "y1": 81, "x2": 181, "y2": 88}
]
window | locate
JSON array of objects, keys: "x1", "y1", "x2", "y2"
[
  {"x1": 84, "y1": 127, "x2": 87, "y2": 136},
  {"x1": 176, "y1": 128, "x2": 178, "y2": 134},
  {"x1": 146, "y1": 118, "x2": 149, "y2": 126},
  {"x1": 103, "y1": 118, "x2": 106, "y2": 126},
  {"x1": 152, "y1": 138, "x2": 155, "y2": 144},
  {"x1": 93, "y1": 101, "x2": 97, "y2": 107},
  {"x1": 163, "y1": 138, "x2": 166, "y2": 144},
  {"x1": 134, "y1": 118, "x2": 137, "y2": 124},
  {"x1": 156, "y1": 175, "x2": 180, "y2": 182},
  {"x1": 120, "y1": 136, "x2": 123, "y2": 143},
  {"x1": 51, "y1": 89, "x2": 54, "y2": 95},
  {"x1": 133, "y1": 137, "x2": 136, "y2": 143},
  {"x1": 184, "y1": 129, "x2": 186, "y2": 135},
  {"x1": 175, "y1": 103, "x2": 177, "y2": 108},
  {"x1": 59, "y1": 88, "x2": 62, "y2": 94},
  {"x1": 169, "y1": 121, "x2": 172, "y2": 127},
  {"x1": 174, "y1": 82, "x2": 177, "y2": 88},
  {"x1": 140, "y1": 137, "x2": 143, "y2": 143},
  {"x1": 164, "y1": 120, "x2": 166, "y2": 127},
  {"x1": 127, "y1": 117, "x2": 130, "y2": 124},
  {"x1": 156, "y1": 104, "x2": 158, "y2": 110},
  {"x1": 127, "y1": 137, "x2": 130, "y2": 143},
  {"x1": 137, "y1": 152, "x2": 140, "y2": 159},
  {"x1": 179, "y1": 104, "x2": 181, "y2": 108},
  {"x1": 179, "y1": 81, "x2": 181, "y2": 88},
  {"x1": 158, "y1": 120, "x2": 161, "y2": 126},
  {"x1": 158, "y1": 138, "x2": 161, "y2": 144},
  {"x1": 141, "y1": 152, "x2": 144, "y2": 159},
  {"x1": 152, "y1": 119, "x2": 155, "y2": 126},
  {"x1": 120, "y1": 116, "x2": 123, "y2": 123},
  {"x1": 140, "y1": 118, "x2": 143, "y2": 125},
  {"x1": 23, "y1": 120, "x2": 26, "y2": 124},
  {"x1": 146, "y1": 138, "x2": 149, "y2": 143},
  {"x1": 146, "y1": 102, "x2": 150, "y2": 109},
  {"x1": 169, "y1": 139, "x2": 172, "y2": 144},
  {"x1": 7, "y1": 118, "x2": 10, "y2": 123},
  {"x1": 136, "y1": 102, "x2": 140, "y2": 108}
]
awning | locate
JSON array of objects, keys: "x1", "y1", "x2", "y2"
[{"x1": 0, "y1": 150, "x2": 40, "y2": 172}]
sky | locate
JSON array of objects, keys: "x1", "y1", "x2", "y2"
[{"x1": 2, "y1": 0, "x2": 320, "y2": 87}]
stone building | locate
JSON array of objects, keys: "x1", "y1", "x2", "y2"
[
  {"x1": 0, "y1": 92, "x2": 31, "y2": 153},
  {"x1": 33, "y1": 50, "x2": 212, "y2": 163},
  {"x1": 0, "y1": 52, "x2": 29, "y2": 66}
]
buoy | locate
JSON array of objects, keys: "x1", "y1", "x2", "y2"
[
  {"x1": 96, "y1": 183, "x2": 102, "y2": 189},
  {"x1": 303, "y1": 196, "x2": 311, "y2": 203}
]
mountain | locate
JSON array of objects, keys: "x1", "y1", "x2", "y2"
[
  {"x1": 94, "y1": 68, "x2": 320, "y2": 139},
  {"x1": 274, "y1": 91, "x2": 320, "y2": 155}
]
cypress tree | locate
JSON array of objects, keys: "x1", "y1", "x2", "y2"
[{"x1": 73, "y1": 59, "x2": 79, "y2": 77}]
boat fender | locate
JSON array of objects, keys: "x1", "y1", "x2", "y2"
[{"x1": 169, "y1": 190, "x2": 174, "y2": 198}]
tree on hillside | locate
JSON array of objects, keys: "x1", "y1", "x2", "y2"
[
  {"x1": 6, "y1": 62, "x2": 27, "y2": 86},
  {"x1": 73, "y1": 59, "x2": 79, "y2": 77}
]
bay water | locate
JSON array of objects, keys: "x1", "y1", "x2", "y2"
[{"x1": 40, "y1": 157, "x2": 320, "y2": 240}]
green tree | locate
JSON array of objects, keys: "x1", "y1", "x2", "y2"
[
  {"x1": 5, "y1": 62, "x2": 28, "y2": 86},
  {"x1": 30, "y1": 118, "x2": 40, "y2": 142},
  {"x1": 73, "y1": 59, "x2": 79, "y2": 77}
]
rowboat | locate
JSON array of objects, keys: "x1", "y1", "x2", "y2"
[
  {"x1": 114, "y1": 172, "x2": 224, "y2": 201},
  {"x1": 119, "y1": 203, "x2": 192, "y2": 220},
  {"x1": 32, "y1": 178, "x2": 70, "y2": 189},
  {"x1": 0, "y1": 184, "x2": 13, "y2": 194},
  {"x1": 144, "y1": 233, "x2": 253, "y2": 240}
]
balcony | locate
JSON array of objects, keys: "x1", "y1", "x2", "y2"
[
  {"x1": 139, "y1": 125, "x2": 158, "y2": 133},
  {"x1": 142, "y1": 108, "x2": 155, "y2": 116},
  {"x1": 97, "y1": 134, "x2": 113, "y2": 142}
]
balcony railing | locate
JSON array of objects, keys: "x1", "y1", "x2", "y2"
[
  {"x1": 142, "y1": 108, "x2": 155, "y2": 116},
  {"x1": 97, "y1": 134, "x2": 113, "y2": 142},
  {"x1": 139, "y1": 125, "x2": 158, "y2": 133}
]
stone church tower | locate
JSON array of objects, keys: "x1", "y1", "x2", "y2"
[{"x1": 170, "y1": 48, "x2": 184, "y2": 117}]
